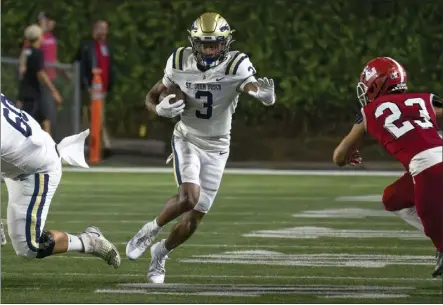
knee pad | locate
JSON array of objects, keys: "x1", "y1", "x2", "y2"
[
  {"x1": 382, "y1": 185, "x2": 397, "y2": 211},
  {"x1": 382, "y1": 175, "x2": 415, "y2": 211},
  {"x1": 10, "y1": 237, "x2": 37, "y2": 259},
  {"x1": 382, "y1": 186, "x2": 414, "y2": 211},
  {"x1": 13, "y1": 244, "x2": 37, "y2": 259},
  {"x1": 36, "y1": 231, "x2": 55, "y2": 259}
]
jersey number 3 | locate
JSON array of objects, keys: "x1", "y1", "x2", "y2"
[
  {"x1": 1, "y1": 96, "x2": 33, "y2": 137},
  {"x1": 375, "y1": 98, "x2": 433, "y2": 138},
  {"x1": 195, "y1": 91, "x2": 213, "y2": 120}
]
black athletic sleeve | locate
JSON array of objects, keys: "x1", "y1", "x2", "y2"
[
  {"x1": 354, "y1": 111, "x2": 363, "y2": 124},
  {"x1": 432, "y1": 94, "x2": 443, "y2": 108}
]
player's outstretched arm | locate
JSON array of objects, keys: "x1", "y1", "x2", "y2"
[
  {"x1": 333, "y1": 122, "x2": 365, "y2": 167},
  {"x1": 232, "y1": 54, "x2": 275, "y2": 106},
  {"x1": 242, "y1": 78, "x2": 276, "y2": 106}
]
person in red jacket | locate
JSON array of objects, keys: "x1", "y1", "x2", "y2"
[{"x1": 74, "y1": 20, "x2": 114, "y2": 154}]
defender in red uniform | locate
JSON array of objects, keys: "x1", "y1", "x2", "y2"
[{"x1": 333, "y1": 57, "x2": 443, "y2": 277}]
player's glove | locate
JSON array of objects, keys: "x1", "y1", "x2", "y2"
[
  {"x1": 248, "y1": 77, "x2": 276, "y2": 106},
  {"x1": 155, "y1": 94, "x2": 185, "y2": 118},
  {"x1": 347, "y1": 150, "x2": 362, "y2": 166},
  {"x1": 249, "y1": 77, "x2": 276, "y2": 106}
]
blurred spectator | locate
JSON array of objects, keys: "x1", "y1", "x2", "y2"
[
  {"x1": 19, "y1": 12, "x2": 62, "y2": 137},
  {"x1": 17, "y1": 24, "x2": 62, "y2": 135},
  {"x1": 74, "y1": 20, "x2": 114, "y2": 152}
]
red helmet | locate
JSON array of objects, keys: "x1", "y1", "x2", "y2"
[{"x1": 356, "y1": 57, "x2": 408, "y2": 106}]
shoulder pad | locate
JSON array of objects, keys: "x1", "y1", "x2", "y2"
[
  {"x1": 224, "y1": 51, "x2": 255, "y2": 77},
  {"x1": 164, "y1": 47, "x2": 191, "y2": 82},
  {"x1": 170, "y1": 47, "x2": 191, "y2": 71}
]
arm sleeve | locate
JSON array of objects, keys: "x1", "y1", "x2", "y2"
[
  {"x1": 431, "y1": 94, "x2": 443, "y2": 108},
  {"x1": 354, "y1": 111, "x2": 363, "y2": 124},
  {"x1": 228, "y1": 54, "x2": 257, "y2": 91}
]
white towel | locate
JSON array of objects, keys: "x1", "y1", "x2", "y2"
[{"x1": 57, "y1": 129, "x2": 90, "y2": 168}]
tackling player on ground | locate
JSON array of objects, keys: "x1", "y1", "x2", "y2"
[
  {"x1": 333, "y1": 57, "x2": 443, "y2": 277},
  {"x1": 1, "y1": 93, "x2": 121, "y2": 268},
  {"x1": 126, "y1": 12, "x2": 276, "y2": 283}
]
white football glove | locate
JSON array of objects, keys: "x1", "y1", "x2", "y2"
[
  {"x1": 249, "y1": 77, "x2": 276, "y2": 106},
  {"x1": 155, "y1": 94, "x2": 185, "y2": 118}
]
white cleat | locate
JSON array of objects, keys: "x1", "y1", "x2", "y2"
[
  {"x1": 78, "y1": 226, "x2": 121, "y2": 268},
  {"x1": 1, "y1": 221, "x2": 7, "y2": 246},
  {"x1": 147, "y1": 241, "x2": 168, "y2": 284},
  {"x1": 126, "y1": 221, "x2": 160, "y2": 260}
]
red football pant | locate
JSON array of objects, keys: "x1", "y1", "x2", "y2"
[
  {"x1": 413, "y1": 163, "x2": 443, "y2": 252},
  {"x1": 382, "y1": 173, "x2": 415, "y2": 212}
]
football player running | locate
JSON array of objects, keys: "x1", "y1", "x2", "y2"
[
  {"x1": 333, "y1": 57, "x2": 443, "y2": 277},
  {"x1": 126, "y1": 12, "x2": 276, "y2": 283},
  {"x1": 1, "y1": 93, "x2": 121, "y2": 268}
]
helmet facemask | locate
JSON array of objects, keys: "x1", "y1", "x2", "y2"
[
  {"x1": 357, "y1": 77, "x2": 387, "y2": 107},
  {"x1": 356, "y1": 82, "x2": 369, "y2": 107},
  {"x1": 188, "y1": 35, "x2": 233, "y2": 69}
]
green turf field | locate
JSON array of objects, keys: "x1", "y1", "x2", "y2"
[{"x1": 1, "y1": 170, "x2": 442, "y2": 303}]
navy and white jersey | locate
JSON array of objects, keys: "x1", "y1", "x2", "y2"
[
  {"x1": 1, "y1": 94, "x2": 59, "y2": 179},
  {"x1": 162, "y1": 47, "x2": 257, "y2": 150}
]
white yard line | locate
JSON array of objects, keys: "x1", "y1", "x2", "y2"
[
  {"x1": 116, "y1": 243, "x2": 431, "y2": 250},
  {"x1": 94, "y1": 289, "x2": 261, "y2": 297},
  {"x1": 48, "y1": 211, "x2": 258, "y2": 216},
  {"x1": 2, "y1": 272, "x2": 435, "y2": 282},
  {"x1": 63, "y1": 167, "x2": 403, "y2": 176},
  {"x1": 44, "y1": 219, "x2": 411, "y2": 227},
  {"x1": 56, "y1": 194, "x2": 328, "y2": 201}
]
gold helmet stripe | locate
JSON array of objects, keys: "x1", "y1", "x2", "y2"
[{"x1": 198, "y1": 13, "x2": 221, "y2": 33}]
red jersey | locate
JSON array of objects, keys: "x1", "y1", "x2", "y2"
[
  {"x1": 362, "y1": 92, "x2": 442, "y2": 170},
  {"x1": 94, "y1": 41, "x2": 110, "y2": 92},
  {"x1": 41, "y1": 32, "x2": 57, "y2": 80}
]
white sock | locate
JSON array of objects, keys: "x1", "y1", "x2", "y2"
[
  {"x1": 392, "y1": 207, "x2": 424, "y2": 232},
  {"x1": 66, "y1": 233, "x2": 84, "y2": 252},
  {"x1": 152, "y1": 218, "x2": 162, "y2": 234},
  {"x1": 157, "y1": 239, "x2": 171, "y2": 257}
]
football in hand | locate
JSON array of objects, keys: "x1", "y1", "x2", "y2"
[{"x1": 159, "y1": 86, "x2": 186, "y2": 104}]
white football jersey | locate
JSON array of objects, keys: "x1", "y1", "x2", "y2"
[
  {"x1": 1, "y1": 94, "x2": 59, "y2": 179},
  {"x1": 162, "y1": 47, "x2": 256, "y2": 150}
]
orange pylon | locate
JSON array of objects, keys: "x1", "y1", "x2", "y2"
[{"x1": 89, "y1": 68, "x2": 103, "y2": 164}]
